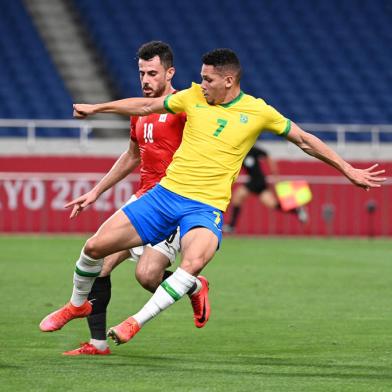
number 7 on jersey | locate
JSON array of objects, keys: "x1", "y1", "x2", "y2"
[{"x1": 213, "y1": 119, "x2": 228, "y2": 137}]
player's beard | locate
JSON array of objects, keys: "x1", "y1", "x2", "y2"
[{"x1": 142, "y1": 83, "x2": 166, "y2": 98}]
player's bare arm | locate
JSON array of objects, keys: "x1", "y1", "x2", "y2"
[
  {"x1": 287, "y1": 122, "x2": 386, "y2": 190},
  {"x1": 65, "y1": 140, "x2": 141, "y2": 218},
  {"x1": 73, "y1": 96, "x2": 167, "y2": 118}
]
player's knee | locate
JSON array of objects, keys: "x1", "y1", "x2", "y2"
[
  {"x1": 135, "y1": 273, "x2": 158, "y2": 292},
  {"x1": 180, "y1": 256, "x2": 205, "y2": 275},
  {"x1": 84, "y1": 236, "x2": 104, "y2": 260},
  {"x1": 135, "y1": 266, "x2": 160, "y2": 292}
]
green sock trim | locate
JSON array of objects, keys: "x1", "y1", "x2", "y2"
[
  {"x1": 161, "y1": 281, "x2": 181, "y2": 301},
  {"x1": 75, "y1": 266, "x2": 100, "y2": 277}
]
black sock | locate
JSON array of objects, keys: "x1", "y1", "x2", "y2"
[
  {"x1": 230, "y1": 206, "x2": 241, "y2": 227},
  {"x1": 162, "y1": 270, "x2": 173, "y2": 281},
  {"x1": 187, "y1": 282, "x2": 198, "y2": 296},
  {"x1": 87, "y1": 275, "x2": 111, "y2": 340}
]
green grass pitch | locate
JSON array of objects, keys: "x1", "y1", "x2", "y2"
[{"x1": 1, "y1": 235, "x2": 391, "y2": 392}]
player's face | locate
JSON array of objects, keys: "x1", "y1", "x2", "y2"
[
  {"x1": 138, "y1": 56, "x2": 174, "y2": 97},
  {"x1": 200, "y1": 64, "x2": 230, "y2": 105}
]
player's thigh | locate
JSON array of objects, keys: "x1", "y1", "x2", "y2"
[
  {"x1": 122, "y1": 185, "x2": 178, "y2": 245},
  {"x1": 259, "y1": 189, "x2": 278, "y2": 208},
  {"x1": 180, "y1": 227, "x2": 218, "y2": 275},
  {"x1": 136, "y1": 246, "x2": 171, "y2": 281},
  {"x1": 100, "y1": 249, "x2": 131, "y2": 277},
  {"x1": 86, "y1": 209, "x2": 142, "y2": 259},
  {"x1": 231, "y1": 184, "x2": 250, "y2": 205}
]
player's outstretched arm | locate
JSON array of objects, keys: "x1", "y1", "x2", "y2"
[
  {"x1": 73, "y1": 96, "x2": 167, "y2": 118},
  {"x1": 286, "y1": 122, "x2": 386, "y2": 190}
]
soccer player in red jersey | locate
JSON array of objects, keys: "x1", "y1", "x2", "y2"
[{"x1": 50, "y1": 42, "x2": 210, "y2": 356}]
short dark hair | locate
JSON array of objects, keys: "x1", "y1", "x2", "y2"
[
  {"x1": 202, "y1": 48, "x2": 242, "y2": 81},
  {"x1": 137, "y1": 41, "x2": 174, "y2": 69}
]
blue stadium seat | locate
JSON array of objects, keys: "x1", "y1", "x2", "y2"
[
  {"x1": 3, "y1": 0, "x2": 391, "y2": 141},
  {"x1": 0, "y1": 0, "x2": 76, "y2": 136},
  {"x1": 74, "y1": 0, "x2": 392, "y2": 144}
]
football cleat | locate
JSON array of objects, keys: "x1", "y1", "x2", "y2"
[
  {"x1": 296, "y1": 207, "x2": 309, "y2": 224},
  {"x1": 63, "y1": 342, "x2": 111, "y2": 356},
  {"x1": 190, "y1": 276, "x2": 210, "y2": 328},
  {"x1": 107, "y1": 317, "x2": 141, "y2": 345},
  {"x1": 39, "y1": 301, "x2": 92, "y2": 332}
]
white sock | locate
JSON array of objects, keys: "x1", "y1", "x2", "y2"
[
  {"x1": 133, "y1": 267, "x2": 196, "y2": 326},
  {"x1": 90, "y1": 339, "x2": 108, "y2": 351},
  {"x1": 70, "y1": 249, "x2": 103, "y2": 306}
]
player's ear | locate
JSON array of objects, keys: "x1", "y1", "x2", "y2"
[
  {"x1": 224, "y1": 75, "x2": 234, "y2": 88},
  {"x1": 166, "y1": 67, "x2": 175, "y2": 82}
]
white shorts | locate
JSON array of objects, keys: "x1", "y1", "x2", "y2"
[{"x1": 125, "y1": 195, "x2": 181, "y2": 264}]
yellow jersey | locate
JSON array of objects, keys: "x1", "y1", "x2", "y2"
[{"x1": 162, "y1": 83, "x2": 290, "y2": 211}]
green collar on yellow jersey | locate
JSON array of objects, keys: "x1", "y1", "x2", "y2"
[{"x1": 219, "y1": 91, "x2": 244, "y2": 108}]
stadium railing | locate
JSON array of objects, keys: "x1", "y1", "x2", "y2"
[
  {"x1": 0, "y1": 119, "x2": 129, "y2": 149},
  {"x1": 1, "y1": 119, "x2": 391, "y2": 236},
  {"x1": 0, "y1": 119, "x2": 392, "y2": 151}
]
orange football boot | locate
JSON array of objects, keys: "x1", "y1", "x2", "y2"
[
  {"x1": 39, "y1": 301, "x2": 92, "y2": 332},
  {"x1": 63, "y1": 342, "x2": 111, "y2": 356},
  {"x1": 190, "y1": 276, "x2": 210, "y2": 328},
  {"x1": 107, "y1": 317, "x2": 141, "y2": 345}
]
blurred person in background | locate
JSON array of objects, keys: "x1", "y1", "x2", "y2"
[{"x1": 223, "y1": 142, "x2": 308, "y2": 233}]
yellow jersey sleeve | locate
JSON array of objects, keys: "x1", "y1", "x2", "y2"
[
  {"x1": 164, "y1": 86, "x2": 193, "y2": 114},
  {"x1": 261, "y1": 103, "x2": 291, "y2": 136}
]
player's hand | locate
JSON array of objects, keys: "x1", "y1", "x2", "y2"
[
  {"x1": 73, "y1": 104, "x2": 96, "y2": 119},
  {"x1": 346, "y1": 164, "x2": 386, "y2": 191},
  {"x1": 64, "y1": 191, "x2": 99, "y2": 219}
]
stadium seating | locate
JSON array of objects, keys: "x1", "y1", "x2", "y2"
[
  {"x1": 1, "y1": 0, "x2": 391, "y2": 140},
  {"x1": 74, "y1": 0, "x2": 392, "y2": 141},
  {"x1": 0, "y1": 0, "x2": 75, "y2": 136}
]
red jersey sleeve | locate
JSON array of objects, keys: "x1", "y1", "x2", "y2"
[
  {"x1": 179, "y1": 112, "x2": 187, "y2": 126},
  {"x1": 130, "y1": 116, "x2": 138, "y2": 141}
]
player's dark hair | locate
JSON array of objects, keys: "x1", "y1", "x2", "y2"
[
  {"x1": 202, "y1": 48, "x2": 242, "y2": 82},
  {"x1": 137, "y1": 41, "x2": 174, "y2": 69}
]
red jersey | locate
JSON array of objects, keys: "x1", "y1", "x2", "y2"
[{"x1": 130, "y1": 112, "x2": 185, "y2": 197}]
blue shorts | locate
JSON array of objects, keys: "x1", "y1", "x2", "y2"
[{"x1": 122, "y1": 184, "x2": 223, "y2": 247}]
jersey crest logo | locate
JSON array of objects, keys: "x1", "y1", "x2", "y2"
[
  {"x1": 240, "y1": 114, "x2": 248, "y2": 124},
  {"x1": 159, "y1": 114, "x2": 168, "y2": 122}
]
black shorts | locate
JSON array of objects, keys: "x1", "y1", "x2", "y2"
[{"x1": 245, "y1": 176, "x2": 268, "y2": 194}]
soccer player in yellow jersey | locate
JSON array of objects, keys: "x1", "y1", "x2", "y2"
[{"x1": 41, "y1": 48, "x2": 386, "y2": 345}]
